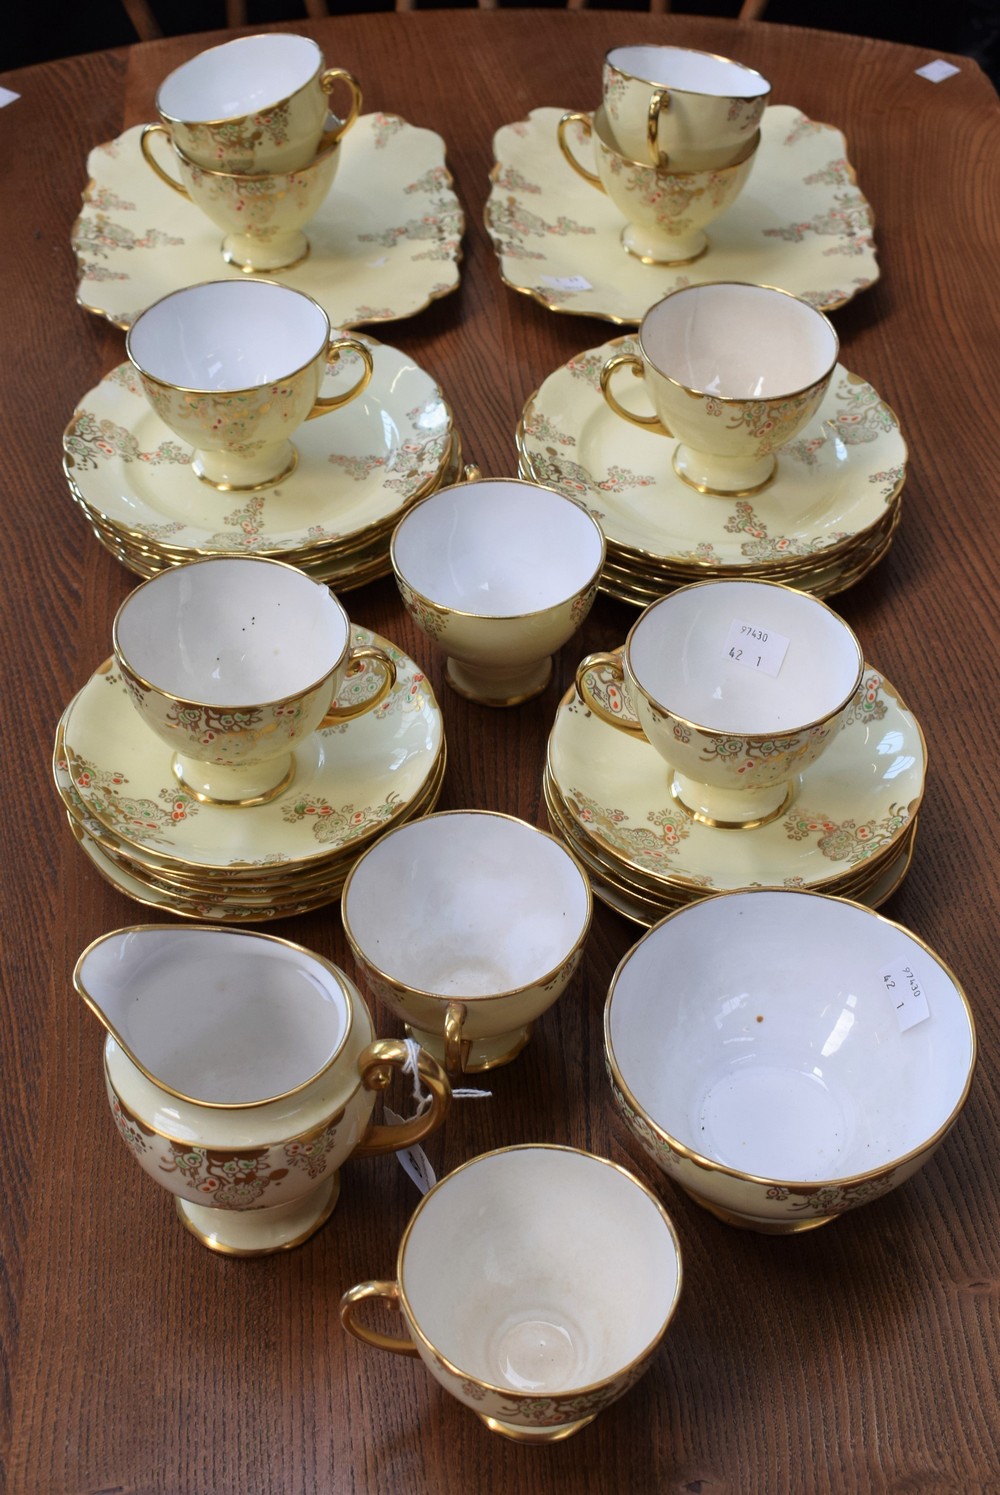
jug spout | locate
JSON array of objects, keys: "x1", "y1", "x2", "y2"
[{"x1": 73, "y1": 925, "x2": 354, "y2": 1107}]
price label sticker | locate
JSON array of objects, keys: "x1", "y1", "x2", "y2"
[
  {"x1": 723, "y1": 619, "x2": 790, "y2": 678},
  {"x1": 540, "y1": 274, "x2": 593, "y2": 292},
  {"x1": 384, "y1": 1106, "x2": 437, "y2": 1195},
  {"x1": 879, "y1": 958, "x2": 931, "y2": 1032},
  {"x1": 0, "y1": 88, "x2": 20, "y2": 108},
  {"x1": 915, "y1": 59, "x2": 960, "y2": 82}
]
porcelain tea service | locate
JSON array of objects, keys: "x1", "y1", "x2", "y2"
[
  {"x1": 341, "y1": 1145, "x2": 682, "y2": 1441},
  {"x1": 342, "y1": 811, "x2": 593, "y2": 1072},
  {"x1": 74, "y1": 925, "x2": 452, "y2": 1255}
]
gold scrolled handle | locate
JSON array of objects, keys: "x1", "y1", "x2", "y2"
[
  {"x1": 351, "y1": 1038, "x2": 452, "y2": 1158},
  {"x1": 557, "y1": 111, "x2": 603, "y2": 191},
  {"x1": 574, "y1": 651, "x2": 646, "y2": 735},
  {"x1": 308, "y1": 336, "x2": 374, "y2": 419},
  {"x1": 443, "y1": 1001, "x2": 470, "y2": 1075},
  {"x1": 600, "y1": 353, "x2": 672, "y2": 436},
  {"x1": 462, "y1": 464, "x2": 482, "y2": 483},
  {"x1": 646, "y1": 87, "x2": 670, "y2": 166},
  {"x1": 339, "y1": 1281, "x2": 421, "y2": 1358},
  {"x1": 140, "y1": 123, "x2": 190, "y2": 198},
  {"x1": 319, "y1": 644, "x2": 397, "y2": 726},
  {"x1": 320, "y1": 68, "x2": 363, "y2": 144}
]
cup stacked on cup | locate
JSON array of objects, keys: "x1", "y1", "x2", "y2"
[
  {"x1": 139, "y1": 34, "x2": 362, "y2": 270},
  {"x1": 558, "y1": 45, "x2": 769, "y2": 264}
]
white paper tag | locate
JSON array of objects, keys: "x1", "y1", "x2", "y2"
[
  {"x1": 879, "y1": 958, "x2": 931, "y2": 1031},
  {"x1": 915, "y1": 60, "x2": 960, "y2": 82},
  {"x1": 0, "y1": 87, "x2": 20, "y2": 108},
  {"x1": 367, "y1": 256, "x2": 389, "y2": 267},
  {"x1": 724, "y1": 618, "x2": 790, "y2": 678},
  {"x1": 384, "y1": 1106, "x2": 437, "y2": 1195},
  {"x1": 540, "y1": 274, "x2": 593, "y2": 292}
]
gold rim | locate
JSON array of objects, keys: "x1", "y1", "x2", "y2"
[
  {"x1": 156, "y1": 35, "x2": 325, "y2": 132},
  {"x1": 604, "y1": 888, "x2": 978, "y2": 1194}
]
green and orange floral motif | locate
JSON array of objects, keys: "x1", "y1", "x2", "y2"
[
  {"x1": 398, "y1": 580, "x2": 449, "y2": 641},
  {"x1": 703, "y1": 376, "x2": 829, "y2": 459},
  {"x1": 183, "y1": 101, "x2": 293, "y2": 173},
  {"x1": 72, "y1": 216, "x2": 184, "y2": 260},
  {"x1": 784, "y1": 804, "x2": 910, "y2": 862},
  {"x1": 699, "y1": 724, "x2": 833, "y2": 780},
  {"x1": 762, "y1": 190, "x2": 873, "y2": 256},
  {"x1": 282, "y1": 790, "x2": 404, "y2": 845},
  {"x1": 64, "y1": 410, "x2": 190, "y2": 471},
  {"x1": 565, "y1": 790, "x2": 694, "y2": 874},
  {"x1": 372, "y1": 113, "x2": 405, "y2": 149},
  {"x1": 69, "y1": 755, "x2": 198, "y2": 844},
  {"x1": 486, "y1": 195, "x2": 597, "y2": 262},
  {"x1": 841, "y1": 671, "x2": 889, "y2": 728},
  {"x1": 521, "y1": 451, "x2": 655, "y2": 508},
  {"x1": 723, "y1": 499, "x2": 848, "y2": 561},
  {"x1": 491, "y1": 166, "x2": 542, "y2": 195}
]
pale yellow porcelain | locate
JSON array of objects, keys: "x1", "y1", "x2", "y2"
[
  {"x1": 342, "y1": 812, "x2": 593, "y2": 1072},
  {"x1": 154, "y1": 33, "x2": 361, "y2": 174},
  {"x1": 341, "y1": 1146, "x2": 682, "y2": 1440},
  {"x1": 75, "y1": 926, "x2": 451, "y2": 1255},
  {"x1": 558, "y1": 107, "x2": 758, "y2": 265},
  {"x1": 602, "y1": 45, "x2": 769, "y2": 170}
]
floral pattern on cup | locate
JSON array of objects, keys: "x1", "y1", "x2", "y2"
[{"x1": 702, "y1": 377, "x2": 830, "y2": 460}]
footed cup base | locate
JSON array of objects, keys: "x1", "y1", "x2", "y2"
[
  {"x1": 175, "y1": 1172, "x2": 341, "y2": 1256},
  {"x1": 621, "y1": 224, "x2": 708, "y2": 266},
  {"x1": 222, "y1": 230, "x2": 312, "y2": 273},
  {"x1": 445, "y1": 656, "x2": 553, "y2": 708},
  {"x1": 172, "y1": 751, "x2": 297, "y2": 808},
  {"x1": 670, "y1": 771, "x2": 794, "y2": 830},
  {"x1": 477, "y1": 1411, "x2": 600, "y2": 1442}
]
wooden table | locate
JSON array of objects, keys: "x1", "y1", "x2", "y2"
[{"x1": 2, "y1": 12, "x2": 998, "y2": 1493}]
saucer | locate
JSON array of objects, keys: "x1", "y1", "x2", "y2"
[
  {"x1": 545, "y1": 662, "x2": 925, "y2": 895},
  {"x1": 58, "y1": 628, "x2": 445, "y2": 873},
  {"x1": 516, "y1": 343, "x2": 906, "y2": 577},
  {"x1": 73, "y1": 114, "x2": 464, "y2": 330},
  {"x1": 487, "y1": 106, "x2": 877, "y2": 322},
  {"x1": 63, "y1": 336, "x2": 453, "y2": 571}
]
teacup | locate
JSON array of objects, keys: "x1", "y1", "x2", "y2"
[
  {"x1": 600, "y1": 283, "x2": 839, "y2": 495},
  {"x1": 112, "y1": 555, "x2": 396, "y2": 807},
  {"x1": 603, "y1": 44, "x2": 769, "y2": 170},
  {"x1": 340, "y1": 1145, "x2": 683, "y2": 1440},
  {"x1": 576, "y1": 579, "x2": 864, "y2": 828},
  {"x1": 390, "y1": 476, "x2": 605, "y2": 706},
  {"x1": 557, "y1": 106, "x2": 758, "y2": 265},
  {"x1": 141, "y1": 123, "x2": 343, "y2": 271},
  {"x1": 75, "y1": 925, "x2": 451, "y2": 1255},
  {"x1": 605, "y1": 890, "x2": 977, "y2": 1233},
  {"x1": 153, "y1": 33, "x2": 361, "y2": 174},
  {"x1": 341, "y1": 811, "x2": 593, "y2": 1072},
  {"x1": 125, "y1": 280, "x2": 372, "y2": 490}
]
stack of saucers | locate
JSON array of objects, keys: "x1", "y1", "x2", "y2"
[
  {"x1": 517, "y1": 334, "x2": 907, "y2": 603},
  {"x1": 543, "y1": 652, "x2": 925, "y2": 927},
  {"x1": 62, "y1": 332, "x2": 460, "y2": 591},
  {"x1": 52, "y1": 628, "x2": 446, "y2": 922}
]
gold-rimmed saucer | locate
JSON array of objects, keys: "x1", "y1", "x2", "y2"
[
  {"x1": 487, "y1": 105, "x2": 877, "y2": 321},
  {"x1": 516, "y1": 339, "x2": 906, "y2": 602},
  {"x1": 544, "y1": 658, "x2": 925, "y2": 902},
  {"x1": 56, "y1": 628, "x2": 445, "y2": 893},
  {"x1": 73, "y1": 114, "x2": 464, "y2": 331}
]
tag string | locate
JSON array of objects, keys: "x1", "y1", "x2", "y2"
[{"x1": 401, "y1": 1036, "x2": 491, "y2": 1109}]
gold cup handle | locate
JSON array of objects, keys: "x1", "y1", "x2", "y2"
[
  {"x1": 600, "y1": 353, "x2": 672, "y2": 436},
  {"x1": 646, "y1": 87, "x2": 670, "y2": 166},
  {"x1": 321, "y1": 68, "x2": 363, "y2": 144},
  {"x1": 351, "y1": 1038, "x2": 452, "y2": 1158},
  {"x1": 443, "y1": 1001, "x2": 470, "y2": 1075},
  {"x1": 307, "y1": 336, "x2": 374, "y2": 419},
  {"x1": 556, "y1": 111, "x2": 604, "y2": 191},
  {"x1": 319, "y1": 644, "x2": 397, "y2": 726},
  {"x1": 339, "y1": 1281, "x2": 421, "y2": 1358},
  {"x1": 462, "y1": 464, "x2": 482, "y2": 483},
  {"x1": 574, "y1": 651, "x2": 646, "y2": 735},
  {"x1": 139, "y1": 123, "x2": 190, "y2": 198}
]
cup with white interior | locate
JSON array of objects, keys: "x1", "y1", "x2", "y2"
[
  {"x1": 390, "y1": 477, "x2": 606, "y2": 707},
  {"x1": 576, "y1": 579, "x2": 864, "y2": 828},
  {"x1": 342, "y1": 811, "x2": 593, "y2": 1072},
  {"x1": 126, "y1": 281, "x2": 372, "y2": 490},
  {"x1": 602, "y1": 44, "x2": 769, "y2": 169},
  {"x1": 112, "y1": 556, "x2": 396, "y2": 807},
  {"x1": 605, "y1": 890, "x2": 977, "y2": 1232},
  {"x1": 340, "y1": 1145, "x2": 683, "y2": 1440},
  {"x1": 600, "y1": 283, "x2": 839, "y2": 496}
]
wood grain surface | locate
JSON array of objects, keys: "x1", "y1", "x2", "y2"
[{"x1": 1, "y1": 13, "x2": 998, "y2": 1493}]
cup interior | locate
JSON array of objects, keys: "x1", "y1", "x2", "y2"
[
  {"x1": 158, "y1": 33, "x2": 321, "y2": 123},
  {"x1": 114, "y1": 558, "x2": 349, "y2": 705},
  {"x1": 78, "y1": 927, "x2": 351, "y2": 1104},
  {"x1": 344, "y1": 813, "x2": 591, "y2": 997},
  {"x1": 627, "y1": 582, "x2": 862, "y2": 734},
  {"x1": 641, "y1": 284, "x2": 838, "y2": 399},
  {"x1": 607, "y1": 44, "x2": 769, "y2": 98},
  {"x1": 127, "y1": 281, "x2": 330, "y2": 393},
  {"x1": 607, "y1": 892, "x2": 975, "y2": 1184},
  {"x1": 401, "y1": 1148, "x2": 680, "y2": 1392},
  {"x1": 392, "y1": 481, "x2": 604, "y2": 616}
]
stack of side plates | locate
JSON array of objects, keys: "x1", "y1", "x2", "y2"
[
  {"x1": 517, "y1": 335, "x2": 907, "y2": 603},
  {"x1": 63, "y1": 334, "x2": 461, "y2": 589},
  {"x1": 543, "y1": 652, "x2": 925, "y2": 928},
  {"x1": 52, "y1": 629, "x2": 445, "y2": 922}
]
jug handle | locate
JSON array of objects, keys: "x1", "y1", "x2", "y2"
[{"x1": 352, "y1": 1039, "x2": 451, "y2": 1157}]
